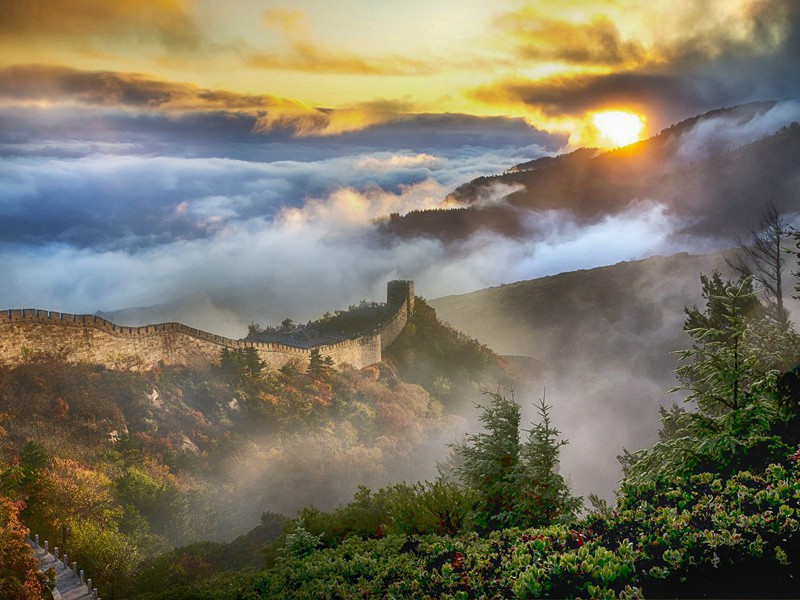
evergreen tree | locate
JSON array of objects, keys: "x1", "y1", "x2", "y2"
[
  {"x1": 676, "y1": 277, "x2": 758, "y2": 414},
  {"x1": 451, "y1": 391, "x2": 520, "y2": 530},
  {"x1": 244, "y1": 347, "x2": 265, "y2": 379},
  {"x1": 18, "y1": 440, "x2": 49, "y2": 521},
  {"x1": 308, "y1": 349, "x2": 334, "y2": 379},
  {"x1": 683, "y1": 271, "x2": 760, "y2": 344},
  {"x1": 516, "y1": 396, "x2": 582, "y2": 526},
  {"x1": 452, "y1": 391, "x2": 580, "y2": 530}
]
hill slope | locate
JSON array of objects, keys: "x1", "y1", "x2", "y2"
[
  {"x1": 429, "y1": 252, "x2": 735, "y2": 498},
  {"x1": 381, "y1": 102, "x2": 800, "y2": 242}
]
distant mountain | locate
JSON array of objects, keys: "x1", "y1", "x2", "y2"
[
  {"x1": 505, "y1": 147, "x2": 600, "y2": 174},
  {"x1": 429, "y1": 251, "x2": 747, "y2": 499},
  {"x1": 381, "y1": 101, "x2": 800, "y2": 241}
]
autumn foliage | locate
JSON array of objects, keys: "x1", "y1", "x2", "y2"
[{"x1": 0, "y1": 496, "x2": 44, "y2": 600}]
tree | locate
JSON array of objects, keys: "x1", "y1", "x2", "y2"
[
  {"x1": 451, "y1": 392, "x2": 520, "y2": 530},
  {"x1": 516, "y1": 396, "x2": 582, "y2": 526},
  {"x1": 676, "y1": 276, "x2": 760, "y2": 414},
  {"x1": 243, "y1": 347, "x2": 265, "y2": 379},
  {"x1": 624, "y1": 272, "x2": 797, "y2": 485},
  {"x1": 451, "y1": 391, "x2": 580, "y2": 530},
  {"x1": 307, "y1": 349, "x2": 334, "y2": 379},
  {"x1": 728, "y1": 204, "x2": 789, "y2": 328},
  {"x1": 0, "y1": 496, "x2": 45, "y2": 600},
  {"x1": 220, "y1": 347, "x2": 264, "y2": 380},
  {"x1": 219, "y1": 348, "x2": 245, "y2": 379},
  {"x1": 16, "y1": 441, "x2": 49, "y2": 524},
  {"x1": 683, "y1": 271, "x2": 760, "y2": 344}
]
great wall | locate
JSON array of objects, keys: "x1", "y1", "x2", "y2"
[{"x1": 0, "y1": 280, "x2": 414, "y2": 372}]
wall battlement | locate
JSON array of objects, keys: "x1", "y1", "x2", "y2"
[{"x1": 0, "y1": 281, "x2": 414, "y2": 371}]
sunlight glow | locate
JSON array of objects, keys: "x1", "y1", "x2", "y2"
[{"x1": 591, "y1": 110, "x2": 646, "y2": 148}]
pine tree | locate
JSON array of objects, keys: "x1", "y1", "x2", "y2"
[
  {"x1": 451, "y1": 391, "x2": 520, "y2": 530},
  {"x1": 516, "y1": 396, "x2": 582, "y2": 526},
  {"x1": 308, "y1": 349, "x2": 334, "y2": 379},
  {"x1": 451, "y1": 391, "x2": 580, "y2": 530}
]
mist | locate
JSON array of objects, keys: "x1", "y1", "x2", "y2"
[{"x1": 3, "y1": 96, "x2": 800, "y2": 521}]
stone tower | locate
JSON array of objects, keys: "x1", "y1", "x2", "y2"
[{"x1": 387, "y1": 280, "x2": 415, "y2": 318}]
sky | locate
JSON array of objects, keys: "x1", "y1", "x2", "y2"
[{"x1": 1, "y1": 0, "x2": 800, "y2": 328}]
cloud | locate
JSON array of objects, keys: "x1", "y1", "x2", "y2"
[
  {"x1": 247, "y1": 47, "x2": 434, "y2": 77},
  {"x1": 356, "y1": 153, "x2": 443, "y2": 171},
  {"x1": 0, "y1": 0, "x2": 200, "y2": 50},
  {"x1": 670, "y1": 100, "x2": 800, "y2": 163},
  {"x1": 249, "y1": 8, "x2": 435, "y2": 76},
  {"x1": 0, "y1": 188, "x2": 686, "y2": 340},
  {"x1": 0, "y1": 65, "x2": 565, "y2": 143},
  {"x1": 496, "y1": 9, "x2": 647, "y2": 67},
  {"x1": 0, "y1": 132, "x2": 560, "y2": 250},
  {"x1": 474, "y1": 0, "x2": 800, "y2": 132},
  {"x1": 0, "y1": 64, "x2": 313, "y2": 112},
  {"x1": 0, "y1": 64, "x2": 411, "y2": 137}
]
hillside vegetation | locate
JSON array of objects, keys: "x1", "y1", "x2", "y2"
[
  {"x1": 0, "y1": 299, "x2": 510, "y2": 598},
  {"x1": 431, "y1": 252, "x2": 733, "y2": 499},
  {"x1": 124, "y1": 226, "x2": 800, "y2": 599}
]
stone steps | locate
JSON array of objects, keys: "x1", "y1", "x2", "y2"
[{"x1": 27, "y1": 536, "x2": 96, "y2": 600}]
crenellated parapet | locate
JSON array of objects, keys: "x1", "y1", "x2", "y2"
[{"x1": 0, "y1": 281, "x2": 415, "y2": 371}]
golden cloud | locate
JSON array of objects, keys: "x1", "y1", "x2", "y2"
[
  {"x1": 0, "y1": 0, "x2": 199, "y2": 49},
  {"x1": 250, "y1": 7, "x2": 435, "y2": 76},
  {"x1": 0, "y1": 64, "x2": 411, "y2": 137},
  {"x1": 497, "y1": 8, "x2": 647, "y2": 67},
  {"x1": 494, "y1": 0, "x2": 790, "y2": 70}
]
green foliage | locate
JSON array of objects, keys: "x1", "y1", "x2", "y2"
[
  {"x1": 292, "y1": 480, "x2": 477, "y2": 549},
  {"x1": 676, "y1": 275, "x2": 765, "y2": 414},
  {"x1": 517, "y1": 398, "x2": 583, "y2": 526},
  {"x1": 451, "y1": 391, "x2": 520, "y2": 530},
  {"x1": 451, "y1": 392, "x2": 581, "y2": 530},
  {"x1": 625, "y1": 271, "x2": 800, "y2": 487},
  {"x1": 384, "y1": 297, "x2": 505, "y2": 407},
  {"x1": 387, "y1": 480, "x2": 476, "y2": 537},
  {"x1": 157, "y1": 461, "x2": 800, "y2": 599},
  {"x1": 282, "y1": 519, "x2": 322, "y2": 558},
  {"x1": 68, "y1": 519, "x2": 140, "y2": 599},
  {"x1": 307, "y1": 349, "x2": 334, "y2": 379},
  {"x1": 219, "y1": 347, "x2": 264, "y2": 380}
]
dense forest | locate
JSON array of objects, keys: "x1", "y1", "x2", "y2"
[{"x1": 3, "y1": 222, "x2": 800, "y2": 598}]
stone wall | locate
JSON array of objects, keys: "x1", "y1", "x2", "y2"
[{"x1": 0, "y1": 281, "x2": 414, "y2": 371}]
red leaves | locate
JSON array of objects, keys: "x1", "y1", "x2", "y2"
[{"x1": 570, "y1": 529, "x2": 585, "y2": 547}]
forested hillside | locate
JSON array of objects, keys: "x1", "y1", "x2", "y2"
[
  {"x1": 125, "y1": 224, "x2": 800, "y2": 599},
  {"x1": 380, "y1": 104, "x2": 800, "y2": 243},
  {"x1": 0, "y1": 304, "x2": 510, "y2": 598}
]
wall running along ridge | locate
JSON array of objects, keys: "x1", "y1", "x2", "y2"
[{"x1": 0, "y1": 281, "x2": 414, "y2": 371}]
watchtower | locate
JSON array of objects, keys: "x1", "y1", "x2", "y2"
[{"x1": 387, "y1": 280, "x2": 415, "y2": 318}]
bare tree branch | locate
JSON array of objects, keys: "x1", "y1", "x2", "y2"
[{"x1": 726, "y1": 203, "x2": 789, "y2": 328}]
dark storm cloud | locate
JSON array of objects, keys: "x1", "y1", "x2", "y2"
[{"x1": 0, "y1": 64, "x2": 566, "y2": 148}]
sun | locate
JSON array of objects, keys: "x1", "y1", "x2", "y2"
[{"x1": 590, "y1": 110, "x2": 646, "y2": 148}]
